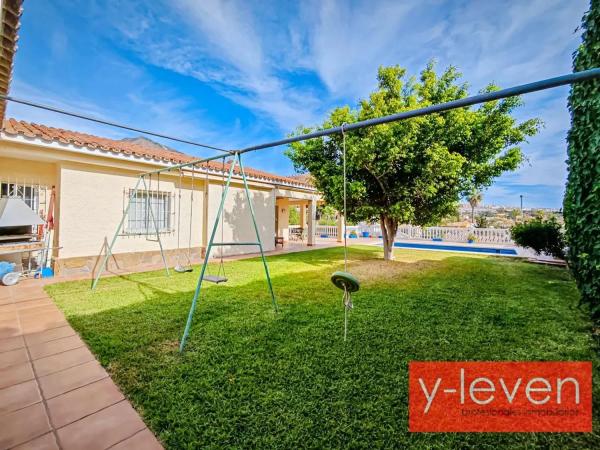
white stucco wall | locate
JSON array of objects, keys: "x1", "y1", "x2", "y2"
[
  {"x1": 57, "y1": 162, "x2": 204, "y2": 258},
  {"x1": 206, "y1": 181, "x2": 275, "y2": 256},
  {"x1": 1, "y1": 139, "x2": 316, "y2": 265}
]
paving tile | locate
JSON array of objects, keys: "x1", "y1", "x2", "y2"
[
  {"x1": 0, "y1": 403, "x2": 51, "y2": 449},
  {"x1": 0, "y1": 335, "x2": 24, "y2": 353},
  {"x1": 111, "y1": 429, "x2": 163, "y2": 450},
  {"x1": 0, "y1": 379, "x2": 41, "y2": 415},
  {"x1": 33, "y1": 346, "x2": 95, "y2": 377},
  {"x1": 0, "y1": 347, "x2": 29, "y2": 369},
  {"x1": 24, "y1": 325, "x2": 75, "y2": 346},
  {"x1": 18, "y1": 305, "x2": 59, "y2": 319},
  {"x1": 0, "y1": 297, "x2": 14, "y2": 306},
  {"x1": 11, "y1": 433, "x2": 59, "y2": 450},
  {"x1": 19, "y1": 315, "x2": 67, "y2": 335},
  {"x1": 0, "y1": 310, "x2": 17, "y2": 322},
  {"x1": 12, "y1": 296, "x2": 51, "y2": 306},
  {"x1": 57, "y1": 401, "x2": 146, "y2": 450},
  {"x1": 28, "y1": 335, "x2": 84, "y2": 360},
  {"x1": 47, "y1": 378, "x2": 125, "y2": 428},
  {"x1": 0, "y1": 303, "x2": 16, "y2": 314},
  {"x1": 38, "y1": 360, "x2": 107, "y2": 399},
  {"x1": 14, "y1": 299, "x2": 53, "y2": 311},
  {"x1": 0, "y1": 319, "x2": 21, "y2": 339},
  {"x1": 11, "y1": 286, "x2": 47, "y2": 299},
  {"x1": 0, "y1": 361, "x2": 35, "y2": 389}
]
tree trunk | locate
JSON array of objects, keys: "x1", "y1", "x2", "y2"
[{"x1": 380, "y1": 214, "x2": 398, "y2": 261}]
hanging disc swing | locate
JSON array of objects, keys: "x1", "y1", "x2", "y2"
[
  {"x1": 174, "y1": 168, "x2": 193, "y2": 273},
  {"x1": 331, "y1": 123, "x2": 360, "y2": 341},
  {"x1": 204, "y1": 158, "x2": 228, "y2": 284}
]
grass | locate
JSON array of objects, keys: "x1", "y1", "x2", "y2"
[{"x1": 46, "y1": 246, "x2": 599, "y2": 449}]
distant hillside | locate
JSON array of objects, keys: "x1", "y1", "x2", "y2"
[{"x1": 120, "y1": 136, "x2": 184, "y2": 153}]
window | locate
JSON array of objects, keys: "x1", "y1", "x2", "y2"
[
  {"x1": 1, "y1": 182, "x2": 40, "y2": 211},
  {"x1": 125, "y1": 189, "x2": 172, "y2": 234}
]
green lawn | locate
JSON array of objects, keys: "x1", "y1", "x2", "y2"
[{"x1": 46, "y1": 246, "x2": 599, "y2": 449}]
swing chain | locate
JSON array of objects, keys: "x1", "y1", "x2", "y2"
[{"x1": 341, "y1": 122, "x2": 348, "y2": 272}]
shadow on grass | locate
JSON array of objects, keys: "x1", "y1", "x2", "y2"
[{"x1": 46, "y1": 248, "x2": 599, "y2": 449}]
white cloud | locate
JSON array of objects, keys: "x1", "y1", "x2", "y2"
[{"x1": 11, "y1": 0, "x2": 589, "y2": 206}]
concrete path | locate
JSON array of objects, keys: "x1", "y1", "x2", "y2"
[{"x1": 0, "y1": 280, "x2": 163, "y2": 450}]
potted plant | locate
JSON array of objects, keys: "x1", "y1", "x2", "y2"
[{"x1": 467, "y1": 233, "x2": 477, "y2": 244}]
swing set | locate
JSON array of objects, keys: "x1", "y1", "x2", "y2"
[{"x1": 2, "y1": 68, "x2": 599, "y2": 352}]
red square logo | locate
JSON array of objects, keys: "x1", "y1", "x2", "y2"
[{"x1": 409, "y1": 361, "x2": 592, "y2": 432}]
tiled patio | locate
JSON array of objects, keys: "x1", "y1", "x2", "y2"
[{"x1": 0, "y1": 281, "x2": 163, "y2": 450}]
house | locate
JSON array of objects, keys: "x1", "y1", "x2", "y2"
[
  {"x1": 0, "y1": 119, "x2": 325, "y2": 276},
  {"x1": 0, "y1": 0, "x2": 339, "y2": 277}
]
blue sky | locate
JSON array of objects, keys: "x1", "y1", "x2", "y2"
[{"x1": 7, "y1": 0, "x2": 589, "y2": 208}]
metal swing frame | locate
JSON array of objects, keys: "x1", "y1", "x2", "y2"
[
  {"x1": 4, "y1": 67, "x2": 600, "y2": 352},
  {"x1": 180, "y1": 152, "x2": 277, "y2": 351},
  {"x1": 91, "y1": 173, "x2": 170, "y2": 290},
  {"x1": 89, "y1": 150, "x2": 278, "y2": 351}
]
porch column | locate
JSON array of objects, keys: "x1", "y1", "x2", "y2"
[
  {"x1": 307, "y1": 198, "x2": 317, "y2": 246},
  {"x1": 299, "y1": 203, "x2": 307, "y2": 229},
  {"x1": 336, "y1": 212, "x2": 343, "y2": 243},
  {"x1": 276, "y1": 198, "x2": 290, "y2": 240}
]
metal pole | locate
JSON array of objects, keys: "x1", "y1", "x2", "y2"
[
  {"x1": 237, "y1": 68, "x2": 600, "y2": 153},
  {"x1": 135, "y1": 68, "x2": 600, "y2": 177},
  {"x1": 140, "y1": 176, "x2": 170, "y2": 276},
  {"x1": 237, "y1": 153, "x2": 278, "y2": 313},
  {"x1": 142, "y1": 153, "x2": 229, "y2": 177},
  {"x1": 520, "y1": 195, "x2": 524, "y2": 220},
  {"x1": 91, "y1": 175, "x2": 143, "y2": 290},
  {"x1": 0, "y1": 94, "x2": 232, "y2": 154},
  {"x1": 180, "y1": 159, "x2": 238, "y2": 352}
]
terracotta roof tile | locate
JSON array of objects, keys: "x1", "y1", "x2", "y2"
[
  {"x1": 0, "y1": 0, "x2": 23, "y2": 121},
  {"x1": 1, "y1": 118, "x2": 313, "y2": 189}
]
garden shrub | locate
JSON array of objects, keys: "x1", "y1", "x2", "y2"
[
  {"x1": 564, "y1": 0, "x2": 600, "y2": 317},
  {"x1": 511, "y1": 218, "x2": 566, "y2": 259}
]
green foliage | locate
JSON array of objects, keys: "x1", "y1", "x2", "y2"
[
  {"x1": 564, "y1": 0, "x2": 600, "y2": 317},
  {"x1": 288, "y1": 206, "x2": 300, "y2": 225},
  {"x1": 475, "y1": 214, "x2": 489, "y2": 228},
  {"x1": 287, "y1": 62, "x2": 540, "y2": 259},
  {"x1": 510, "y1": 217, "x2": 566, "y2": 259},
  {"x1": 46, "y1": 247, "x2": 599, "y2": 449},
  {"x1": 468, "y1": 190, "x2": 483, "y2": 222},
  {"x1": 318, "y1": 205, "x2": 337, "y2": 225},
  {"x1": 508, "y1": 208, "x2": 521, "y2": 220}
]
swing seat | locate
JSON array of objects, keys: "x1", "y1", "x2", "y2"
[
  {"x1": 204, "y1": 275, "x2": 228, "y2": 284},
  {"x1": 174, "y1": 265, "x2": 193, "y2": 273},
  {"x1": 331, "y1": 271, "x2": 360, "y2": 293}
]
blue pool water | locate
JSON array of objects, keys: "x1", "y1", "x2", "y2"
[{"x1": 393, "y1": 242, "x2": 518, "y2": 255}]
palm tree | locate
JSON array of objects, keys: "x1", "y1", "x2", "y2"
[{"x1": 468, "y1": 191, "x2": 482, "y2": 223}]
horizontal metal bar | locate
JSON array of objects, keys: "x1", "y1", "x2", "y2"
[
  {"x1": 138, "y1": 68, "x2": 600, "y2": 177},
  {"x1": 141, "y1": 153, "x2": 230, "y2": 176},
  {"x1": 0, "y1": 94, "x2": 232, "y2": 154},
  {"x1": 237, "y1": 68, "x2": 600, "y2": 153},
  {"x1": 211, "y1": 242, "x2": 261, "y2": 246}
]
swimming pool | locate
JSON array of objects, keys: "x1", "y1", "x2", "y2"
[{"x1": 393, "y1": 242, "x2": 518, "y2": 255}]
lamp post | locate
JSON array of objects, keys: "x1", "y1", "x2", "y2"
[{"x1": 520, "y1": 195, "x2": 524, "y2": 220}]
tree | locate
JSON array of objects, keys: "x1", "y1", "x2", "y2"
[
  {"x1": 318, "y1": 205, "x2": 337, "y2": 225},
  {"x1": 564, "y1": 0, "x2": 600, "y2": 317},
  {"x1": 287, "y1": 62, "x2": 540, "y2": 260},
  {"x1": 468, "y1": 191, "x2": 483, "y2": 223},
  {"x1": 511, "y1": 217, "x2": 566, "y2": 259},
  {"x1": 475, "y1": 214, "x2": 489, "y2": 228},
  {"x1": 288, "y1": 206, "x2": 300, "y2": 226}
]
